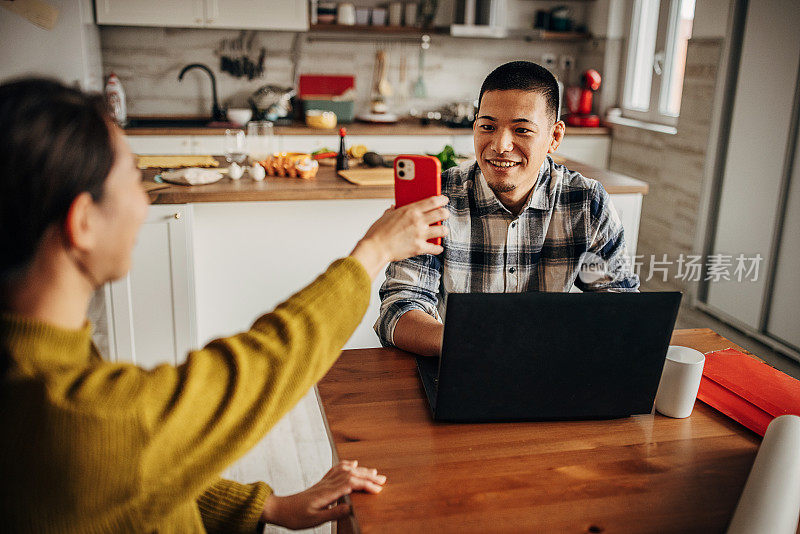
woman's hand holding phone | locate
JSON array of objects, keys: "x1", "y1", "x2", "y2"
[{"x1": 350, "y1": 195, "x2": 449, "y2": 278}]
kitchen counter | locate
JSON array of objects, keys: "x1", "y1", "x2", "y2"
[
  {"x1": 120, "y1": 155, "x2": 648, "y2": 368},
  {"x1": 126, "y1": 119, "x2": 611, "y2": 137},
  {"x1": 144, "y1": 157, "x2": 648, "y2": 204}
]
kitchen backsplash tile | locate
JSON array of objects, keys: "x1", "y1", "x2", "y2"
[{"x1": 100, "y1": 26, "x2": 594, "y2": 116}]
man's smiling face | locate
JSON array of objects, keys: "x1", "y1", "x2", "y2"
[{"x1": 473, "y1": 89, "x2": 564, "y2": 209}]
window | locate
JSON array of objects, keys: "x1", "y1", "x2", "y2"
[{"x1": 622, "y1": 0, "x2": 695, "y2": 127}]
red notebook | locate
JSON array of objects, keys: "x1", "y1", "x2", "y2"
[{"x1": 697, "y1": 348, "x2": 800, "y2": 436}]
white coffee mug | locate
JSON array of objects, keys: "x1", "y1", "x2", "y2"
[{"x1": 654, "y1": 345, "x2": 705, "y2": 418}]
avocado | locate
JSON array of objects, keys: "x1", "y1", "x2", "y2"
[{"x1": 362, "y1": 151, "x2": 387, "y2": 168}]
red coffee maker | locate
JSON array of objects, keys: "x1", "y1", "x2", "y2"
[{"x1": 565, "y1": 69, "x2": 601, "y2": 127}]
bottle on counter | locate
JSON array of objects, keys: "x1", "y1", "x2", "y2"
[
  {"x1": 105, "y1": 72, "x2": 127, "y2": 127},
  {"x1": 336, "y1": 127, "x2": 349, "y2": 171}
]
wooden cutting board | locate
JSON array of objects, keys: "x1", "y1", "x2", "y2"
[
  {"x1": 338, "y1": 168, "x2": 394, "y2": 186},
  {"x1": 137, "y1": 155, "x2": 219, "y2": 169},
  {"x1": 340, "y1": 157, "x2": 565, "y2": 186}
]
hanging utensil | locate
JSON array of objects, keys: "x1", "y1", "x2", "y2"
[
  {"x1": 377, "y1": 50, "x2": 393, "y2": 98},
  {"x1": 370, "y1": 50, "x2": 388, "y2": 114},
  {"x1": 398, "y1": 51, "x2": 409, "y2": 106},
  {"x1": 413, "y1": 35, "x2": 430, "y2": 98}
]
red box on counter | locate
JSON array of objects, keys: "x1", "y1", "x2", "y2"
[
  {"x1": 298, "y1": 74, "x2": 356, "y2": 123},
  {"x1": 298, "y1": 74, "x2": 355, "y2": 98}
]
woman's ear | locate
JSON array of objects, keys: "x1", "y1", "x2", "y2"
[
  {"x1": 548, "y1": 121, "x2": 566, "y2": 154},
  {"x1": 63, "y1": 192, "x2": 97, "y2": 252}
]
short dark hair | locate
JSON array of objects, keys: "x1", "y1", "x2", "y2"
[
  {"x1": 477, "y1": 61, "x2": 560, "y2": 123},
  {"x1": 0, "y1": 78, "x2": 114, "y2": 281}
]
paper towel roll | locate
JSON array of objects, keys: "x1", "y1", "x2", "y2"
[{"x1": 727, "y1": 415, "x2": 800, "y2": 534}]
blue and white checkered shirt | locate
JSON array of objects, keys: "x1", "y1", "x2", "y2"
[{"x1": 375, "y1": 155, "x2": 639, "y2": 347}]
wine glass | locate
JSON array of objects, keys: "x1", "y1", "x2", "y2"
[{"x1": 223, "y1": 129, "x2": 247, "y2": 165}]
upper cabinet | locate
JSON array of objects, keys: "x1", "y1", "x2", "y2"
[
  {"x1": 94, "y1": 0, "x2": 308, "y2": 31},
  {"x1": 204, "y1": 0, "x2": 308, "y2": 30},
  {"x1": 95, "y1": 0, "x2": 205, "y2": 27}
]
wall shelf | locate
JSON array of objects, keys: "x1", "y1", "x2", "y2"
[
  {"x1": 307, "y1": 24, "x2": 591, "y2": 42},
  {"x1": 309, "y1": 23, "x2": 431, "y2": 35},
  {"x1": 506, "y1": 29, "x2": 592, "y2": 41}
]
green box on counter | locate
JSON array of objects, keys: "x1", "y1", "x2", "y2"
[{"x1": 302, "y1": 99, "x2": 355, "y2": 123}]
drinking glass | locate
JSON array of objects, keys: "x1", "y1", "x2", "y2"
[
  {"x1": 223, "y1": 129, "x2": 247, "y2": 165},
  {"x1": 246, "y1": 121, "x2": 274, "y2": 162}
]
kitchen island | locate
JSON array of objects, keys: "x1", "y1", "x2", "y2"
[
  {"x1": 139, "y1": 158, "x2": 646, "y2": 356},
  {"x1": 103, "y1": 157, "x2": 648, "y2": 373}
]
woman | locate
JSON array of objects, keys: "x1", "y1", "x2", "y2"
[{"x1": 0, "y1": 78, "x2": 449, "y2": 532}]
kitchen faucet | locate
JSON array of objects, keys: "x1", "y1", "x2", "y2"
[{"x1": 178, "y1": 63, "x2": 226, "y2": 122}]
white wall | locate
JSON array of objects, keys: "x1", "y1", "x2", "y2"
[
  {"x1": 692, "y1": 0, "x2": 731, "y2": 38},
  {"x1": 587, "y1": 0, "x2": 627, "y2": 38},
  {"x1": 0, "y1": 0, "x2": 102, "y2": 89}
]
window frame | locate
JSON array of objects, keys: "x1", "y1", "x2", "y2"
[{"x1": 621, "y1": 0, "x2": 692, "y2": 128}]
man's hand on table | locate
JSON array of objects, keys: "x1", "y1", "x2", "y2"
[{"x1": 259, "y1": 460, "x2": 386, "y2": 530}]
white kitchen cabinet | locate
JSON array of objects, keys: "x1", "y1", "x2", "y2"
[
  {"x1": 103, "y1": 205, "x2": 197, "y2": 368},
  {"x1": 190, "y1": 135, "x2": 227, "y2": 155},
  {"x1": 609, "y1": 194, "x2": 641, "y2": 259},
  {"x1": 126, "y1": 135, "x2": 192, "y2": 155},
  {"x1": 125, "y1": 135, "x2": 226, "y2": 156},
  {"x1": 126, "y1": 135, "x2": 226, "y2": 156},
  {"x1": 451, "y1": 133, "x2": 611, "y2": 168},
  {"x1": 205, "y1": 0, "x2": 308, "y2": 30},
  {"x1": 555, "y1": 135, "x2": 611, "y2": 168},
  {"x1": 94, "y1": 0, "x2": 307, "y2": 30},
  {"x1": 95, "y1": 0, "x2": 205, "y2": 27},
  {"x1": 191, "y1": 200, "x2": 390, "y2": 350},
  {"x1": 451, "y1": 134, "x2": 476, "y2": 156}
]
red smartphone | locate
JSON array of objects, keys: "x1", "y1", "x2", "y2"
[{"x1": 393, "y1": 154, "x2": 443, "y2": 245}]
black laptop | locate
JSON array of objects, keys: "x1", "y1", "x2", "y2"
[{"x1": 416, "y1": 291, "x2": 682, "y2": 422}]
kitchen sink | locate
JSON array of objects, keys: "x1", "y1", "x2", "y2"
[{"x1": 126, "y1": 118, "x2": 212, "y2": 128}]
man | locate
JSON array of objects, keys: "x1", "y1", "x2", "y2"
[{"x1": 375, "y1": 61, "x2": 639, "y2": 357}]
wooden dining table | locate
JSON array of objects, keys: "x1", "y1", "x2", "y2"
[{"x1": 316, "y1": 328, "x2": 764, "y2": 534}]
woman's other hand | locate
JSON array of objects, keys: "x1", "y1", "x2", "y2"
[
  {"x1": 259, "y1": 460, "x2": 386, "y2": 530},
  {"x1": 350, "y1": 195, "x2": 449, "y2": 278}
]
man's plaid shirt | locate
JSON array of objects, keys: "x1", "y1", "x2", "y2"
[{"x1": 375, "y1": 155, "x2": 640, "y2": 347}]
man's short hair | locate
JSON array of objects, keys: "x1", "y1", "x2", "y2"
[{"x1": 477, "y1": 61, "x2": 560, "y2": 123}]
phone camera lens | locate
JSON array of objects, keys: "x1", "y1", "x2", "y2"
[
  {"x1": 398, "y1": 161, "x2": 405, "y2": 168},
  {"x1": 398, "y1": 170, "x2": 405, "y2": 178}
]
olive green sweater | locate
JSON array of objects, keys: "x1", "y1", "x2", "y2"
[{"x1": 0, "y1": 257, "x2": 370, "y2": 533}]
